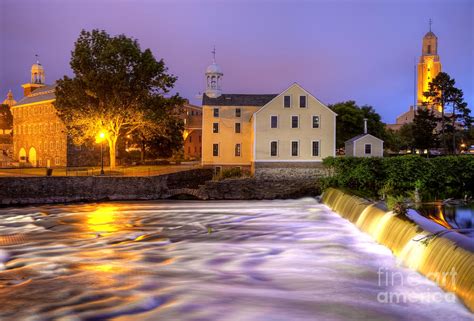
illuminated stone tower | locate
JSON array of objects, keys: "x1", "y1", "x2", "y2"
[{"x1": 417, "y1": 20, "x2": 442, "y2": 110}]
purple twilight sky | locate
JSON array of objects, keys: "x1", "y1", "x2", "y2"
[{"x1": 0, "y1": 0, "x2": 473, "y2": 122}]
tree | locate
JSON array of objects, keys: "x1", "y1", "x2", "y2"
[
  {"x1": 0, "y1": 104, "x2": 13, "y2": 132},
  {"x1": 55, "y1": 29, "x2": 182, "y2": 169},
  {"x1": 329, "y1": 101, "x2": 387, "y2": 148},
  {"x1": 448, "y1": 88, "x2": 471, "y2": 153},
  {"x1": 398, "y1": 123, "x2": 415, "y2": 152},
  {"x1": 412, "y1": 108, "x2": 438, "y2": 154},
  {"x1": 423, "y1": 72, "x2": 460, "y2": 153}
]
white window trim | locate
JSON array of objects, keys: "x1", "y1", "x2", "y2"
[
  {"x1": 212, "y1": 143, "x2": 220, "y2": 157},
  {"x1": 299, "y1": 95, "x2": 308, "y2": 108},
  {"x1": 364, "y1": 143, "x2": 372, "y2": 155},
  {"x1": 235, "y1": 142, "x2": 242, "y2": 157},
  {"x1": 291, "y1": 140, "x2": 300, "y2": 157},
  {"x1": 291, "y1": 115, "x2": 299, "y2": 129},
  {"x1": 269, "y1": 140, "x2": 279, "y2": 157},
  {"x1": 270, "y1": 115, "x2": 279, "y2": 129},
  {"x1": 312, "y1": 115, "x2": 320, "y2": 129},
  {"x1": 283, "y1": 95, "x2": 292, "y2": 108},
  {"x1": 311, "y1": 140, "x2": 321, "y2": 157}
]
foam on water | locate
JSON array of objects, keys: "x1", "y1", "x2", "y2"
[{"x1": 0, "y1": 199, "x2": 471, "y2": 320}]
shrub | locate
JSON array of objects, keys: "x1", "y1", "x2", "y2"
[{"x1": 214, "y1": 167, "x2": 243, "y2": 181}]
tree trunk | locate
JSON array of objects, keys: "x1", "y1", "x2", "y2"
[
  {"x1": 452, "y1": 110, "x2": 457, "y2": 154},
  {"x1": 141, "y1": 140, "x2": 145, "y2": 162},
  {"x1": 109, "y1": 137, "x2": 117, "y2": 169}
]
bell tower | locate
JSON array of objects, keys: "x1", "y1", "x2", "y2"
[
  {"x1": 21, "y1": 55, "x2": 46, "y2": 97},
  {"x1": 205, "y1": 47, "x2": 223, "y2": 98},
  {"x1": 417, "y1": 19, "x2": 442, "y2": 110}
]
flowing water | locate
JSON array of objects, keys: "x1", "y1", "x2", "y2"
[{"x1": 0, "y1": 199, "x2": 472, "y2": 321}]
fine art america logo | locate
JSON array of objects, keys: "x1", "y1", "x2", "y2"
[{"x1": 376, "y1": 267, "x2": 457, "y2": 304}]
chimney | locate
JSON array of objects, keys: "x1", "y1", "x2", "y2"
[{"x1": 363, "y1": 118, "x2": 368, "y2": 134}]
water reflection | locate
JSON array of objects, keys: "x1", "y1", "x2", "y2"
[
  {"x1": 0, "y1": 200, "x2": 471, "y2": 320},
  {"x1": 418, "y1": 203, "x2": 474, "y2": 230}
]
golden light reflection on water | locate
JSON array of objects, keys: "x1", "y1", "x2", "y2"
[{"x1": 86, "y1": 205, "x2": 124, "y2": 233}]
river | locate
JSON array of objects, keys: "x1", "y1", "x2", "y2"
[{"x1": 0, "y1": 199, "x2": 471, "y2": 321}]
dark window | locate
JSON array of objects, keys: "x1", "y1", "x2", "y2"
[
  {"x1": 270, "y1": 141, "x2": 278, "y2": 156},
  {"x1": 312, "y1": 141, "x2": 320, "y2": 156},
  {"x1": 213, "y1": 144, "x2": 219, "y2": 156},
  {"x1": 213, "y1": 123, "x2": 219, "y2": 133},
  {"x1": 299, "y1": 96, "x2": 307, "y2": 108},
  {"x1": 271, "y1": 116, "x2": 278, "y2": 128},
  {"x1": 235, "y1": 123, "x2": 241, "y2": 133},
  {"x1": 235, "y1": 108, "x2": 241, "y2": 117},
  {"x1": 312, "y1": 116, "x2": 320, "y2": 128},
  {"x1": 213, "y1": 108, "x2": 219, "y2": 117},
  {"x1": 291, "y1": 116, "x2": 299, "y2": 128},
  {"x1": 199, "y1": 135, "x2": 202, "y2": 143},
  {"x1": 284, "y1": 95, "x2": 291, "y2": 108},
  {"x1": 365, "y1": 144, "x2": 372, "y2": 154},
  {"x1": 189, "y1": 136, "x2": 192, "y2": 143},
  {"x1": 292, "y1": 141, "x2": 299, "y2": 156},
  {"x1": 235, "y1": 143, "x2": 241, "y2": 156},
  {"x1": 427, "y1": 45, "x2": 431, "y2": 54}
]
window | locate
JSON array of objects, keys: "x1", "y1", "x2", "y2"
[
  {"x1": 235, "y1": 108, "x2": 241, "y2": 117},
  {"x1": 213, "y1": 108, "x2": 219, "y2": 117},
  {"x1": 312, "y1": 116, "x2": 320, "y2": 128},
  {"x1": 299, "y1": 96, "x2": 307, "y2": 108},
  {"x1": 312, "y1": 141, "x2": 320, "y2": 157},
  {"x1": 284, "y1": 95, "x2": 291, "y2": 108},
  {"x1": 235, "y1": 123, "x2": 241, "y2": 133},
  {"x1": 291, "y1": 116, "x2": 299, "y2": 128},
  {"x1": 213, "y1": 123, "x2": 219, "y2": 133},
  {"x1": 270, "y1": 141, "x2": 278, "y2": 157},
  {"x1": 427, "y1": 44, "x2": 431, "y2": 54},
  {"x1": 55, "y1": 157, "x2": 60, "y2": 165},
  {"x1": 213, "y1": 143, "x2": 219, "y2": 156},
  {"x1": 291, "y1": 141, "x2": 299, "y2": 156},
  {"x1": 365, "y1": 144, "x2": 372, "y2": 155},
  {"x1": 199, "y1": 135, "x2": 202, "y2": 143},
  {"x1": 271, "y1": 116, "x2": 278, "y2": 128},
  {"x1": 235, "y1": 143, "x2": 241, "y2": 157},
  {"x1": 189, "y1": 136, "x2": 192, "y2": 143}
]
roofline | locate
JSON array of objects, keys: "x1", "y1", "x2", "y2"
[
  {"x1": 253, "y1": 82, "x2": 338, "y2": 117},
  {"x1": 11, "y1": 98, "x2": 56, "y2": 108},
  {"x1": 346, "y1": 133, "x2": 384, "y2": 143}
]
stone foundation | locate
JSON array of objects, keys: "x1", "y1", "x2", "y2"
[{"x1": 253, "y1": 161, "x2": 327, "y2": 179}]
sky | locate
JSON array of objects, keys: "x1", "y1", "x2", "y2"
[{"x1": 0, "y1": 0, "x2": 473, "y2": 123}]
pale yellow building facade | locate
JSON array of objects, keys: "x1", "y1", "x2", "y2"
[
  {"x1": 345, "y1": 134, "x2": 384, "y2": 157},
  {"x1": 201, "y1": 57, "x2": 337, "y2": 178}
]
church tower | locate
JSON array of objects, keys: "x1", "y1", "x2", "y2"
[
  {"x1": 21, "y1": 57, "x2": 46, "y2": 97},
  {"x1": 416, "y1": 20, "x2": 442, "y2": 110},
  {"x1": 205, "y1": 48, "x2": 223, "y2": 98}
]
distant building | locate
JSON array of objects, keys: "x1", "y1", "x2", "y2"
[
  {"x1": 201, "y1": 54, "x2": 336, "y2": 178},
  {"x1": 345, "y1": 119, "x2": 383, "y2": 157},
  {"x1": 0, "y1": 90, "x2": 16, "y2": 166},
  {"x1": 177, "y1": 102, "x2": 202, "y2": 159},
  {"x1": 387, "y1": 23, "x2": 442, "y2": 130},
  {"x1": 11, "y1": 61, "x2": 96, "y2": 167}
]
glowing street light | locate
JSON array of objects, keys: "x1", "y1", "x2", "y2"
[{"x1": 96, "y1": 131, "x2": 106, "y2": 175}]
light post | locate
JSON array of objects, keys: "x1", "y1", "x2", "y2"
[{"x1": 97, "y1": 131, "x2": 106, "y2": 176}]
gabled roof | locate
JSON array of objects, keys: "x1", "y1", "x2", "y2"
[
  {"x1": 345, "y1": 133, "x2": 384, "y2": 144},
  {"x1": 15, "y1": 84, "x2": 56, "y2": 107},
  {"x1": 202, "y1": 93, "x2": 277, "y2": 106},
  {"x1": 254, "y1": 83, "x2": 337, "y2": 116}
]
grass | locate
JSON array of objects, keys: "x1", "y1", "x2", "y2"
[{"x1": 0, "y1": 163, "x2": 200, "y2": 177}]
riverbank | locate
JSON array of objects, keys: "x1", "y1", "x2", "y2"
[{"x1": 0, "y1": 169, "x2": 321, "y2": 206}]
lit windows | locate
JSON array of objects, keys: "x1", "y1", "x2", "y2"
[{"x1": 235, "y1": 143, "x2": 241, "y2": 157}]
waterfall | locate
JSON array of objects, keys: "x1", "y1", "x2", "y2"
[{"x1": 322, "y1": 188, "x2": 474, "y2": 312}]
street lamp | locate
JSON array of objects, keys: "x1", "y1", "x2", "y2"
[{"x1": 96, "y1": 131, "x2": 106, "y2": 176}]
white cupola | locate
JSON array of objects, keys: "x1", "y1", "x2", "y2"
[{"x1": 205, "y1": 47, "x2": 223, "y2": 98}]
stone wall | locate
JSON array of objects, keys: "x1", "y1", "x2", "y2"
[
  {"x1": 253, "y1": 161, "x2": 328, "y2": 180},
  {"x1": 0, "y1": 168, "x2": 214, "y2": 205},
  {"x1": 0, "y1": 168, "x2": 321, "y2": 205}
]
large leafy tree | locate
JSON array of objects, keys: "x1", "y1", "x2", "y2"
[
  {"x1": 412, "y1": 108, "x2": 438, "y2": 153},
  {"x1": 422, "y1": 72, "x2": 470, "y2": 153},
  {"x1": 55, "y1": 29, "x2": 183, "y2": 168},
  {"x1": 329, "y1": 101, "x2": 386, "y2": 148}
]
